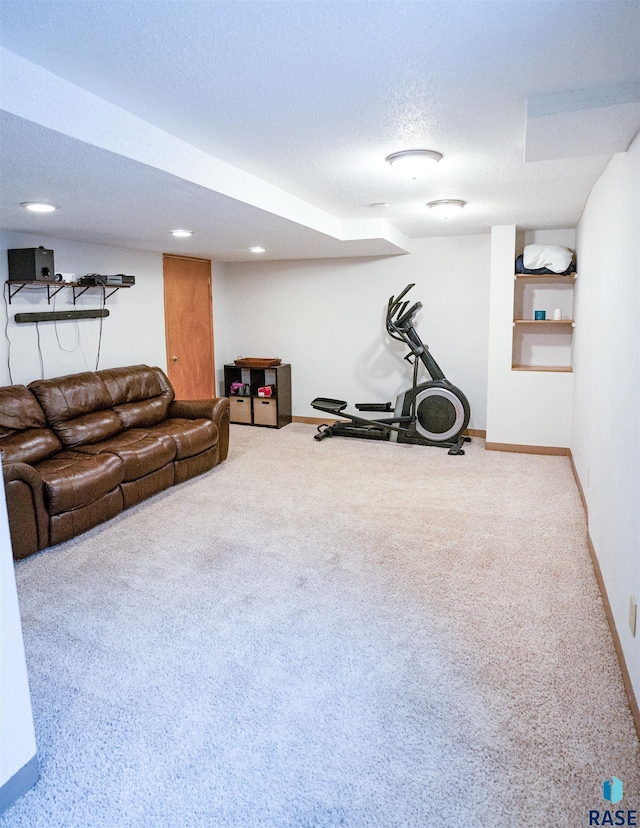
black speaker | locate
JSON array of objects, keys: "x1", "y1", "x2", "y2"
[{"x1": 8, "y1": 247, "x2": 55, "y2": 281}]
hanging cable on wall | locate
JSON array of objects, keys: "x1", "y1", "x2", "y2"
[
  {"x1": 53, "y1": 289, "x2": 80, "y2": 353},
  {"x1": 95, "y1": 286, "x2": 105, "y2": 370},
  {"x1": 3, "y1": 282, "x2": 13, "y2": 384},
  {"x1": 35, "y1": 321, "x2": 45, "y2": 379},
  {"x1": 5, "y1": 272, "x2": 128, "y2": 378}
]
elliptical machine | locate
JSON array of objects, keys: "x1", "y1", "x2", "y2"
[{"x1": 311, "y1": 284, "x2": 471, "y2": 455}]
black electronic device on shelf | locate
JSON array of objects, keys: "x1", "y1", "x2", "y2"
[
  {"x1": 8, "y1": 247, "x2": 55, "y2": 281},
  {"x1": 77, "y1": 274, "x2": 135, "y2": 286}
]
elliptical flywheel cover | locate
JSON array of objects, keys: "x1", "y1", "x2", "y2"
[{"x1": 414, "y1": 384, "x2": 469, "y2": 442}]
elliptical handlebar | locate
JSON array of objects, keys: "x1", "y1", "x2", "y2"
[
  {"x1": 395, "y1": 301, "x2": 422, "y2": 329},
  {"x1": 385, "y1": 284, "x2": 444, "y2": 379},
  {"x1": 390, "y1": 282, "x2": 415, "y2": 306},
  {"x1": 386, "y1": 284, "x2": 422, "y2": 337}
]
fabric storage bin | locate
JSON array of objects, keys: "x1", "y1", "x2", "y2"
[
  {"x1": 229, "y1": 396, "x2": 252, "y2": 424},
  {"x1": 253, "y1": 397, "x2": 277, "y2": 427}
]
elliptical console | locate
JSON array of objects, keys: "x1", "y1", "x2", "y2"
[{"x1": 311, "y1": 284, "x2": 471, "y2": 454}]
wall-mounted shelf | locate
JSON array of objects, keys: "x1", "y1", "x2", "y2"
[
  {"x1": 512, "y1": 271, "x2": 576, "y2": 372},
  {"x1": 512, "y1": 364, "x2": 573, "y2": 373},
  {"x1": 6, "y1": 280, "x2": 130, "y2": 305},
  {"x1": 514, "y1": 273, "x2": 576, "y2": 281},
  {"x1": 513, "y1": 319, "x2": 575, "y2": 327},
  {"x1": 71, "y1": 284, "x2": 130, "y2": 303},
  {"x1": 7, "y1": 280, "x2": 66, "y2": 304}
]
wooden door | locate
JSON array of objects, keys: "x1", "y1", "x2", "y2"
[{"x1": 163, "y1": 255, "x2": 215, "y2": 399}]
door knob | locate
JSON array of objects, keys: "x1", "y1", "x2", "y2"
[{"x1": 171, "y1": 355, "x2": 180, "y2": 361}]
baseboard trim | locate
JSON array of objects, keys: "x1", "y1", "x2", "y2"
[
  {"x1": 568, "y1": 453, "x2": 640, "y2": 739},
  {"x1": 0, "y1": 754, "x2": 39, "y2": 815},
  {"x1": 585, "y1": 529, "x2": 640, "y2": 738},
  {"x1": 485, "y1": 441, "x2": 570, "y2": 456},
  {"x1": 569, "y1": 453, "x2": 588, "y2": 519}
]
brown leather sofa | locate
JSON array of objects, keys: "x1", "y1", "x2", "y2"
[{"x1": 0, "y1": 364, "x2": 230, "y2": 559}]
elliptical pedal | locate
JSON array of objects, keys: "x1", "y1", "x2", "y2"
[
  {"x1": 354, "y1": 402, "x2": 393, "y2": 412},
  {"x1": 311, "y1": 397, "x2": 348, "y2": 414},
  {"x1": 314, "y1": 423, "x2": 334, "y2": 441}
]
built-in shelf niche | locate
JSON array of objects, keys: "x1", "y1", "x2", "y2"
[{"x1": 512, "y1": 273, "x2": 575, "y2": 371}]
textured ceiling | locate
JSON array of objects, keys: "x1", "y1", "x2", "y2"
[
  {"x1": 0, "y1": 112, "x2": 407, "y2": 261},
  {"x1": 0, "y1": 1, "x2": 639, "y2": 261},
  {"x1": 525, "y1": 82, "x2": 640, "y2": 161}
]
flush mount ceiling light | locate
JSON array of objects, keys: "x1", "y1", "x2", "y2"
[
  {"x1": 386, "y1": 150, "x2": 442, "y2": 179},
  {"x1": 370, "y1": 202, "x2": 389, "y2": 208},
  {"x1": 171, "y1": 229, "x2": 193, "y2": 238},
  {"x1": 21, "y1": 202, "x2": 57, "y2": 213},
  {"x1": 249, "y1": 246, "x2": 266, "y2": 253},
  {"x1": 426, "y1": 199, "x2": 467, "y2": 218}
]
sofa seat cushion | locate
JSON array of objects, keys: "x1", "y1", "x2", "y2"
[
  {"x1": 72, "y1": 429, "x2": 176, "y2": 482},
  {"x1": 146, "y1": 418, "x2": 218, "y2": 460},
  {"x1": 35, "y1": 451, "x2": 124, "y2": 516}
]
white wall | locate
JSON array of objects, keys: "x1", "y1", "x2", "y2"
[
  {"x1": 523, "y1": 229, "x2": 576, "y2": 249},
  {"x1": 0, "y1": 232, "x2": 166, "y2": 386},
  {"x1": 0, "y1": 232, "x2": 490, "y2": 423},
  {"x1": 0, "y1": 465, "x2": 38, "y2": 810},
  {"x1": 211, "y1": 259, "x2": 231, "y2": 396},
  {"x1": 219, "y1": 235, "x2": 491, "y2": 429},
  {"x1": 486, "y1": 225, "x2": 573, "y2": 448},
  {"x1": 572, "y1": 130, "x2": 640, "y2": 700}
]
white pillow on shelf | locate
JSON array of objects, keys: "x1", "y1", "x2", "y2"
[{"x1": 523, "y1": 244, "x2": 573, "y2": 273}]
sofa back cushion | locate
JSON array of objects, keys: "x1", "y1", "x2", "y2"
[
  {"x1": 0, "y1": 385, "x2": 62, "y2": 463},
  {"x1": 29, "y1": 372, "x2": 123, "y2": 448},
  {"x1": 97, "y1": 365, "x2": 174, "y2": 429}
]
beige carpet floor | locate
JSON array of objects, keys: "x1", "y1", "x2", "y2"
[{"x1": 3, "y1": 423, "x2": 639, "y2": 827}]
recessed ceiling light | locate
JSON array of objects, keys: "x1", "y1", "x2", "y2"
[
  {"x1": 21, "y1": 202, "x2": 57, "y2": 213},
  {"x1": 426, "y1": 199, "x2": 467, "y2": 218},
  {"x1": 249, "y1": 246, "x2": 266, "y2": 253},
  {"x1": 386, "y1": 150, "x2": 442, "y2": 179},
  {"x1": 370, "y1": 202, "x2": 389, "y2": 208},
  {"x1": 171, "y1": 229, "x2": 193, "y2": 238}
]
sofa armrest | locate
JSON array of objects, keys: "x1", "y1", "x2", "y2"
[
  {"x1": 167, "y1": 397, "x2": 230, "y2": 462},
  {"x1": 2, "y1": 461, "x2": 49, "y2": 558}
]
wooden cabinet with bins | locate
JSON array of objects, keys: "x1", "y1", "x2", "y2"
[
  {"x1": 224, "y1": 363, "x2": 292, "y2": 428},
  {"x1": 512, "y1": 273, "x2": 576, "y2": 372}
]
